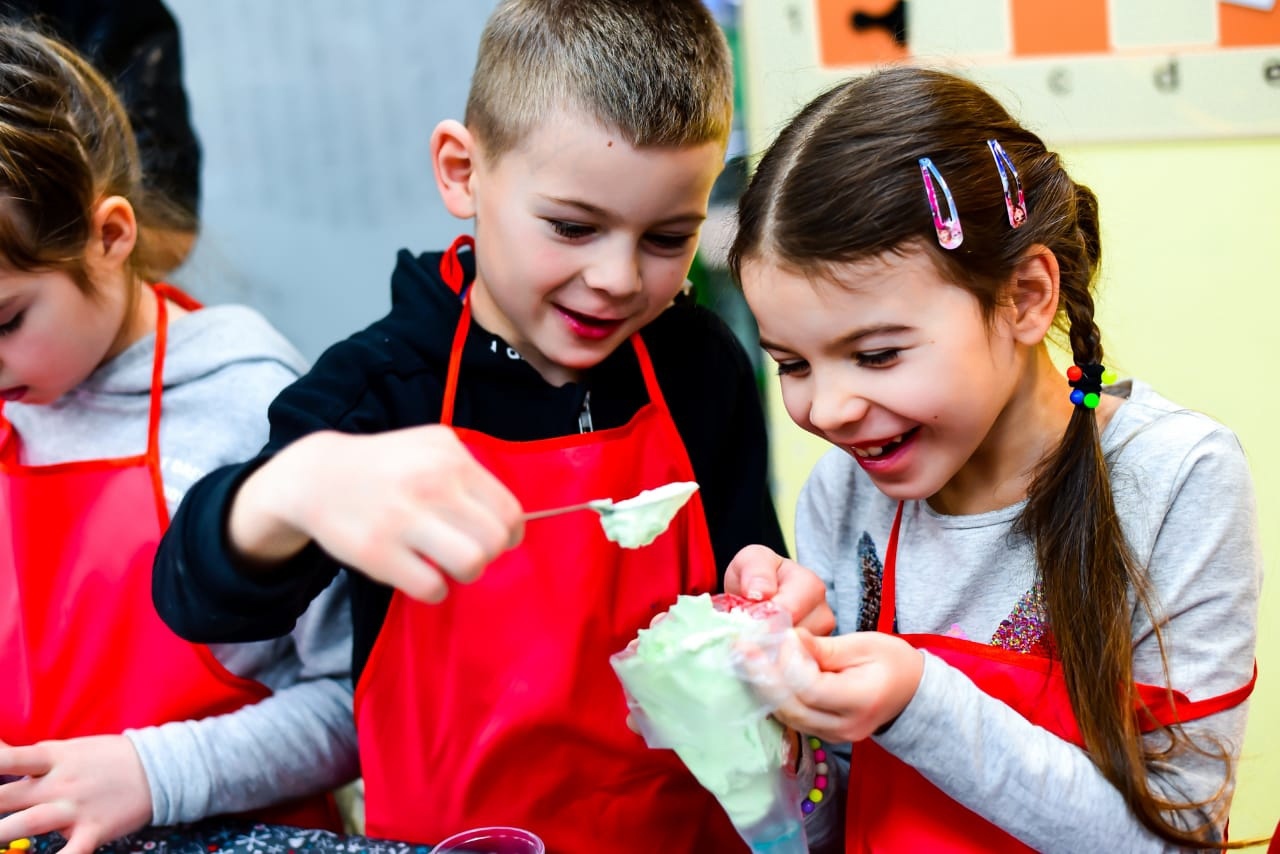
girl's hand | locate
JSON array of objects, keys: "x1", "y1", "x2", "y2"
[
  {"x1": 725, "y1": 545, "x2": 836, "y2": 635},
  {"x1": 231, "y1": 425, "x2": 524, "y2": 603},
  {"x1": 0, "y1": 735, "x2": 153, "y2": 854},
  {"x1": 769, "y1": 629, "x2": 925, "y2": 744}
]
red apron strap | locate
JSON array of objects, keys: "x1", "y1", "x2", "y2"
[
  {"x1": 144, "y1": 284, "x2": 184, "y2": 527},
  {"x1": 440, "y1": 294, "x2": 473, "y2": 427},
  {"x1": 876, "y1": 500, "x2": 905, "y2": 633},
  {"x1": 627, "y1": 333, "x2": 669, "y2": 418},
  {"x1": 439, "y1": 235, "x2": 475, "y2": 296},
  {"x1": 441, "y1": 284, "x2": 656, "y2": 431},
  {"x1": 1136, "y1": 660, "x2": 1257, "y2": 731},
  {"x1": 146, "y1": 287, "x2": 168, "y2": 461},
  {"x1": 151, "y1": 281, "x2": 203, "y2": 313}
]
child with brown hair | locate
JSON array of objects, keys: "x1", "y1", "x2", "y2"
[
  {"x1": 727, "y1": 66, "x2": 1260, "y2": 851},
  {"x1": 153, "y1": 2, "x2": 788, "y2": 851},
  {"x1": 0, "y1": 23, "x2": 356, "y2": 854}
]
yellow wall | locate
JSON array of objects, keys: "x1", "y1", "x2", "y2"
[{"x1": 741, "y1": 43, "x2": 1279, "y2": 844}]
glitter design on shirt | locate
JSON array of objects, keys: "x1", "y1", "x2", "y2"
[
  {"x1": 856, "y1": 531, "x2": 883, "y2": 632},
  {"x1": 990, "y1": 582, "x2": 1056, "y2": 657}
]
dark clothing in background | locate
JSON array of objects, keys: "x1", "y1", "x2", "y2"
[{"x1": 2, "y1": 0, "x2": 201, "y2": 219}]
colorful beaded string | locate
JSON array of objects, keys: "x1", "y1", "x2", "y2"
[
  {"x1": 801, "y1": 736, "x2": 829, "y2": 815},
  {"x1": 1, "y1": 839, "x2": 30, "y2": 854}
]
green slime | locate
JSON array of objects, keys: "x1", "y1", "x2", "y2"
[
  {"x1": 598, "y1": 481, "x2": 699, "y2": 548},
  {"x1": 613, "y1": 593, "x2": 787, "y2": 827}
]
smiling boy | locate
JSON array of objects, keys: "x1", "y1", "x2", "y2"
[{"x1": 153, "y1": 2, "x2": 785, "y2": 851}]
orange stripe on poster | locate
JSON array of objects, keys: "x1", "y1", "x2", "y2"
[
  {"x1": 1220, "y1": 2, "x2": 1280, "y2": 48},
  {"x1": 1010, "y1": 0, "x2": 1110, "y2": 57},
  {"x1": 816, "y1": 0, "x2": 908, "y2": 67}
]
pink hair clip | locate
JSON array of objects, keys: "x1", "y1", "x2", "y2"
[
  {"x1": 918, "y1": 157, "x2": 963, "y2": 250},
  {"x1": 987, "y1": 139, "x2": 1027, "y2": 229}
]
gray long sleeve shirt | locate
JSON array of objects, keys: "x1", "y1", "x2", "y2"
[
  {"x1": 794, "y1": 380, "x2": 1261, "y2": 852},
  {"x1": 6, "y1": 301, "x2": 360, "y2": 825}
]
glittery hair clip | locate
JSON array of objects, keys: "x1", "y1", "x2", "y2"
[
  {"x1": 1067, "y1": 363, "x2": 1117, "y2": 409},
  {"x1": 986, "y1": 139, "x2": 1028, "y2": 229},
  {"x1": 918, "y1": 157, "x2": 963, "y2": 250}
]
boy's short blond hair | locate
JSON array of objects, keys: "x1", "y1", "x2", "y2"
[{"x1": 465, "y1": 0, "x2": 733, "y2": 163}]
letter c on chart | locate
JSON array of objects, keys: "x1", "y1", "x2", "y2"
[{"x1": 1048, "y1": 68, "x2": 1070, "y2": 96}]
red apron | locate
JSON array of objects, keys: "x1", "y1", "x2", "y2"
[
  {"x1": 354, "y1": 237, "x2": 744, "y2": 852},
  {"x1": 845, "y1": 502, "x2": 1256, "y2": 852},
  {"x1": 0, "y1": 283, "x2": 339, "y2": 831}
]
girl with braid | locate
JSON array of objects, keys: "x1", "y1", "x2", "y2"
[{"x1": 724, "y1": 67, "x2": 1261, "y2": 852}]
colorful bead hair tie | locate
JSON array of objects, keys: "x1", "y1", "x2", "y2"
[
  {"x1": 1067, "y1": 363, "x2": 1117, "y2": 409},
  {"x1": 801, "y1": 736, "x2": 828, "y2": 815}
]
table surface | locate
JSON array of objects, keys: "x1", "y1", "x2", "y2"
[{"x1": 21, "y1": 821, "x2": 432, "y2": 854}]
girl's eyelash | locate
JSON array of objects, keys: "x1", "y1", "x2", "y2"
[
  {"x1": 856, "y1": 349, "x2": 899, "y2": 367},
  {"x1": 549, "y1": 220, "x2": 593, "y2": 239},
  {"x1": 776, "y1": 361, "x2": 807, "y2": 376},
  {"x1": 646, "y1": 233, "x2": 693, "y2": 250},
  {"x1": 0, "y1": 311, "x2": 24, "y2": 336}
]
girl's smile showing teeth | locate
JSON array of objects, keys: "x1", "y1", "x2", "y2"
[{"x1": 848, "y1": 427, "x2": 919, "y2": 461}]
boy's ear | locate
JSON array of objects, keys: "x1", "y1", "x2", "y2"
[
  {"x1": 1005, "y1": 245, "x2": 1060, "y2": 345},
  {"x1": 86, "y1": 196, "x2": 138, "y2": 269},
  {"x1": 431, "y1": 119, "x2": 479, "y2": 219}
]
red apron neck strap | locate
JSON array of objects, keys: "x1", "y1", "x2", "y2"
[
  {"x1": 628, "y1": 333, "x2": 672, "y2": 419},
  {"x1": 876, "y1": 501, "x2": 905, "y2": 634},
  {"x1": 440, "y1": 235, "x2": 476, "y2": 297},
  {"x1": 145, "y1": 285, "x2": 171, "y2": 459},
  {"x1": 440, "y1": 292, "x2": 472, "y2": 426},
  {"x1": 150, "y1": 281, "x2": 203, "y2": 312},
  {"x1": 438, "y1": 257, "x2": 665, "y2": 427}
]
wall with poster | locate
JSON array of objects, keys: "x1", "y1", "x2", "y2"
[
  {"x1": 739, "y1": 0, "x2": 1279, "y2": 840},
  {"x1": 747, "y1": 0, "x2": 1280, "y2": 143}
]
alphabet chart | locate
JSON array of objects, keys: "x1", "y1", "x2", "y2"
[{"x1": 742, "y1": 0, "x2": 1280, "y2": 142}]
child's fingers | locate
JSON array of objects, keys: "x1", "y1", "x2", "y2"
[
  {"x1": 797, "y1": 629, "x2": 873, "y2": 673},
  {"x1": 0, "y1": 742, "x2": 51, "y2": 777},
  {"x1": 768, "y1": 689, "x2": 853, "y2": 741},
  {"x1": 724, "y1": 545, "x2": 783, "y2": 600},
  {"x1": 430, "y1": 492, "x2": 521, "y2": 582},
  {"x1": 458, "y1": 457, "x2": 524, "y2": 547},
  {"x1": 733, "y1": 628, "x2": 820, "y2": 713},
  {"x1": 374, "y1": 548, "x2": 450, "y2": 604},
  {"x1": 0, "y1": 800, "x2": 73, "y2": 846},
  {"x1": 59, "y1": 830, "x2": 102, "y2": 854},
  {"x1": 402, "y1": 511, "x2": 503, "y2": 588},
  {"x1": 771, "y1": 564, "x2": 835, "y2": 635},
  {"x1": 0, "y1": 773, "x2": 36, "y2": 815}
]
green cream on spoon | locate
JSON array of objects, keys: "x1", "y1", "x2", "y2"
[{"x1": 596, "y1": 481, "x2": 700, "y2": 548}]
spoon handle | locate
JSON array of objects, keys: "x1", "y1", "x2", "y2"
[{"x1": 521, "y1": 500, "x2": 607, "y2": 521}]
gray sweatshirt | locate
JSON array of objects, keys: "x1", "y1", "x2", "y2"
[
  {"x1": 795, "y1": 380, "x2": 1261, "y2": 853},
  {"x1": 6, "y1": 302, "x2": 360, "y2": 825}
]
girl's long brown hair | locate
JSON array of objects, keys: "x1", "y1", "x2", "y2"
[
  {"x1": 730, "y1": 67, "x2": 1235, "y2": 847},
  {"x1": 0, "y1": 22, "x2": 189, "y2": 290}
]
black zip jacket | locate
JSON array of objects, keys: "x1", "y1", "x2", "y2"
[{"x1": 153, "y1": 248, "x2": 787, "y2": 682}]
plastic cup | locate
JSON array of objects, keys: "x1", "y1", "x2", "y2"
[{"x1": 430, "y1": 826, "x2": 546, "y2": 854}]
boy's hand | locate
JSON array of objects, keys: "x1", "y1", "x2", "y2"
[
  {"x1": 724, "y1": 545, "x2": 835, "y2": 636},
  {"x1": 231, "y1": 425, "x2": 524, "y2": 602},
  {"x1": 768, "y1": 629, "x2": 924, "y2": 744},
  {"x1": 0, "y1": 735, "x2": 152, "y2": 854}
]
